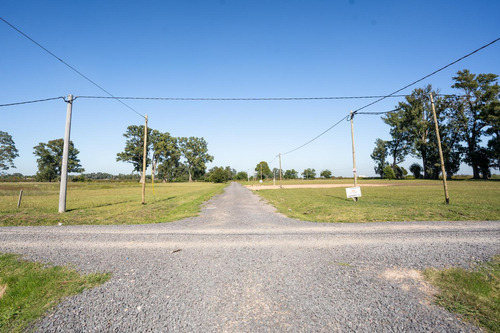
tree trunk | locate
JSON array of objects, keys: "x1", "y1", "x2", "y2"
[{"x1": 188, "y1": 169, "x2": 193, "y2": 182}]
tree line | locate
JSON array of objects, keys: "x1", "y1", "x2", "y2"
[
  {"x1": 116, "y1": 125, "x2": 214, "y2": 183},
  {"x1": 371, "y1": 70, "x2": 499, "y2": 180}
]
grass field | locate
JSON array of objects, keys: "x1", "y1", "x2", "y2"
[
  {"x1": 0, "y1": 182, "x2": 226, "y2": 226},
  {"x1": 0, "y1": 253, "x2": 110, "y2": 333},
  {"x1": 254, "y1": 179, "x2": 500, "y2": 222},
  {"x1": 423, "y1": 255, "x2": 500, "y2": 333}
]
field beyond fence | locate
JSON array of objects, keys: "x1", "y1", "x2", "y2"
[{"x1": 0, "y1": 182, "x2": 226, "y2": 226}]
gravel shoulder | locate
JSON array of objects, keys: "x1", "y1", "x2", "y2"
[{"x1": 0, "y1": 182, "x2": 498, "y2": 332}]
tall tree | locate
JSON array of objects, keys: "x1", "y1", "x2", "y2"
[
  {"x1": 283, "y1": 169, "x2": 298, "y2": 179},
  {"x1": 451, "y1": 70, "x2": 500, "y2": 179},
  {"x1": 150, "y1": 131, "x2": 179, "y2": 183},
  {"x1": 384, "y1": 86, "x2": 434, "y2": 178},
  {"x1": 302, "y1": 168, "x2": 316, "y2": 179},
  {"x1": 179, "y1": 137, "x2": 214, "y2": 182},
  {"x1": 370, "y1": 138, "x2": 388, "y2": 177},
  {"x1": 320, "y1": 169, "x2": 332, "y2": 179},
  {"x1": 116, "y1": 125, "x2": 152, "y2": 180},
  {"x1": 0, "y1": 131, "x2": 19, "y2": 172},
  {"x1": 33, "y1": 139, "x2": 84, "y2": 182},
  {"x1": 255, "y1": 161, "x2": 271, "y2": 180}
]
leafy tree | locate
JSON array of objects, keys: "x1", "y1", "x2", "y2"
[
  {"x1": 283, "y1": 169, "x2": 298, "y2": 179},
  {"x1": 225, "y1": 166, "x2": 237, "y2": 180},
  {"x1": 485, "y1": 95, "x2": 500, "y2": 169},
  {"x1": 385, "y1": 86, "x2": 435, "y2": 178},
  {"x1": 234, "y1": 171, "x2": 248, "y2": 181},
  {"x1": 302, "y1": 168, "x2": 316, "y2": 179},
  {"x1": 383, "y1": 165, "x2": 395, "y2": 180},
  {"x1": 0, "y1": 131, "x2": 19, "y2": 172},
  {"x1": 255, "y1": 161, "x2": 271, "y2": 180},
  {"x1": 409, "y1": 163, "x2": 422, "y2": 179},
  {"x1": 320, "y1": 169, "x2": 332, "y2": 178},
  {"x1": 33, "y1": 139, "x2": 84, "y2": 182},
  {"x1": 370, "y1": 138, "x2": 388, "y2": 177},
  {"x1": 179, "y1": 137, "x2": 214, "y2": 182},
  {"x1": 116, "y1": 125, "x2": 152, "y2": 180},
  {"x1": 451, "y1": 70, "x2": 500, "y2": 179},
  {"x1": 208, "y1": 166, "x2": 229, "y2": 183},
  {"x1": 151, "y1": 131, "x2": 180, "y2": 183}
]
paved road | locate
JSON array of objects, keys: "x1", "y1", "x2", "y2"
[{"x1": 1, "y1": 182, "x2": 498, "y2": 332}]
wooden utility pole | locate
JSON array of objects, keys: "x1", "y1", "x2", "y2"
[
  {"x1": 260, "y1": 162, "x2": 263, "y2": 181},
  {"x1": 59, "y1": 94, "x2": 73, "y2": 213},
  {"x1": 279, "y1": 153, "x2": 282, "y2": 181},
  {"x1": 141, "y1": 115, "x2": 148, "y2": 204},
  {"x1": 350, "y1": 111, "x2": 358, "y2": 201},
  {"x1": 429, "y1": 94, "x2": 450, "y2": 204}
]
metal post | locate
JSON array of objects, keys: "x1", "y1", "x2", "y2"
[
  {"x1": 142, "y1": 115, "x2": 148, "y2": 204},
  {"x1": 350, "y1": 111, "x2": 358, "y2": 202},
  {"x1": 59, "y1": 94, "x2": 73, "y2": 213},
  {"x1": 429, "y1": 94, "x2": 450, "y2": 204}
]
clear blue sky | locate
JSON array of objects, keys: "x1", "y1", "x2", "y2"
[{"x1": 1, "y1": 0, "x2": 499, "y2": 177}]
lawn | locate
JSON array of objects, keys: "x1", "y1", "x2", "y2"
[
  {"x1": 0, "y1": 253, "x2": 110, "y2": 333},
  {"x1": 254, "y1": 179, "x2": 500, "y2": 222},
  {"x1": 0, "y1": 181, "x2": 227, "y2": 226},
  {"x1": 423, "y1": 255, "x2": 500, "y2": 333}
]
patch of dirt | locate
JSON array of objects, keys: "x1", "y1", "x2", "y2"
[
  {"x1": 246, "y1": 184, "x2": 393, "y2": 190},
  {"x1": 381, "y1": 268, "x2": 437, "y2": 299},
  {"x1": 0, "y1": 284, "x2": 7, "y2": 299}
]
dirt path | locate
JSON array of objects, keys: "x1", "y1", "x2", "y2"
[{"x1": 0, "y1": 182, "x2": 498, "y2": 332}]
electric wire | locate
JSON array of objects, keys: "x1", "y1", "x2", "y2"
[
  {"x1": 76, "y1": 95, "x2": 408, "y2": 101},
  {"x1": 352, "y1": 37, "x2": 500, "y2": 114},
  {"x1": 278, "y1": 38, "x2": 499, "y2": 157},
  {"x1": 0, "y1": 96, "x2": 65, "y2": 107},
  {"x1": 282, "y1": 114, "x2": 349, "y2": 156},
  {"x1": 0, "y1": 17, "x2": 146, "y2": 119}
]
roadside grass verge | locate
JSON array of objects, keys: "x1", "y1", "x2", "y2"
[
  {"x1": 0, "y1": 253, "x2": 110, "y2": 333},
  {"x1": 423, "y1": 255, "x2": 499, "y2": 333},
  {"x1": 254, "y1": 180, "x2": 500, "y2": 222},
  {"x1": 0, "y1": 182, "x2": 227, "y2": 226}
]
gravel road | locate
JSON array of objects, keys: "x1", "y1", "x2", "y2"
[{"x1": 1, "y1": 182, "x2": 498, "y2": 332}]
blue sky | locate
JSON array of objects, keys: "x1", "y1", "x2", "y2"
[{"x1": 1, "y1": 0, "x2": 499, "y2": 177}]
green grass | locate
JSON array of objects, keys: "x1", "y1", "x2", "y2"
[
  {"x1": 423, "y1": 256, "x2": 500, "y2": 332},
  {"x1": 0, "y1": 182, "x2": 227, "y2": 226},
  {"x1": 254, "y1": 180, "x2": 500, "y2": 222},
  {"x1": 0, "y1": 253, "x2": 110, "y2": 333}
]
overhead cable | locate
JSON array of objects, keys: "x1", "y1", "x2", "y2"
[
  {"x1": 282, "y1": 114, "x2": 349, "y2": 156},
  {"x1": 0, "y1": 96, "x2": 65, "y2": 107},
  {"x1": 0, "y1": 17, "x2": 146, "y2": 119},
  {"x1": 76, "y1": 95, "x2": 408, "y2": 101},
  {"x1": 352, "y1": 37, "x2": 500, "y2": 114}
]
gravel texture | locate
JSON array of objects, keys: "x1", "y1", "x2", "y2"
[{"x1": 0, "y1": 182, "x2": 499, "y2": 332}]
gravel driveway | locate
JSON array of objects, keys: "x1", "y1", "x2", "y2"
[{"x1": 1, "y1": 182, "x2": 498, "y2": 332}]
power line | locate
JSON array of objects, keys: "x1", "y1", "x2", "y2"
[
  {"x1": 282, "y1": 114, "x2": 349, "y2": 156},
  {"x1": 0, "y1": 96, "x2": 65, "y2": 107},
  {"x1": 352, "y1": 37, "x2": 500, "y2": 114},
  {"x1": 0, "y1": 17, "x2": 146, "y2": 119},
  {"x1": 278, "y1": 38, "x2": 499, "y2": 158},
  {"x1": 76, "y1": 95, "x2": 409, "y2": 101}
]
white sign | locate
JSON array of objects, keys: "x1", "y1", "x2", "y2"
[{"x1": 346, "y1": 186, "x2": 361, "y2": 198}]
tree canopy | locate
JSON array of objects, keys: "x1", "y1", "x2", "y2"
[
  {"x1": 116, "y1": 125, "x2": 152, "y2": 177},
  {"x1": 255, "y1": 161, "x2": 271, "y2": 180},
  {"x1": 0, "y1": 131, "x2": 19, "y2": 172},
  {"x1": 179, "y1": 137, "x2": 214, "y2": 182},
  {"x1": 33, "y1": 139, "x2": 84, "y2": 182}
]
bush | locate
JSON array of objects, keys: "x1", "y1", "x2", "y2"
[
  {"x1": 410, "y1": 163, "x2": 422, "y2": 179},
  {"x1": 383, "y1": 165, "x2": 396, "y2": 180}
]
